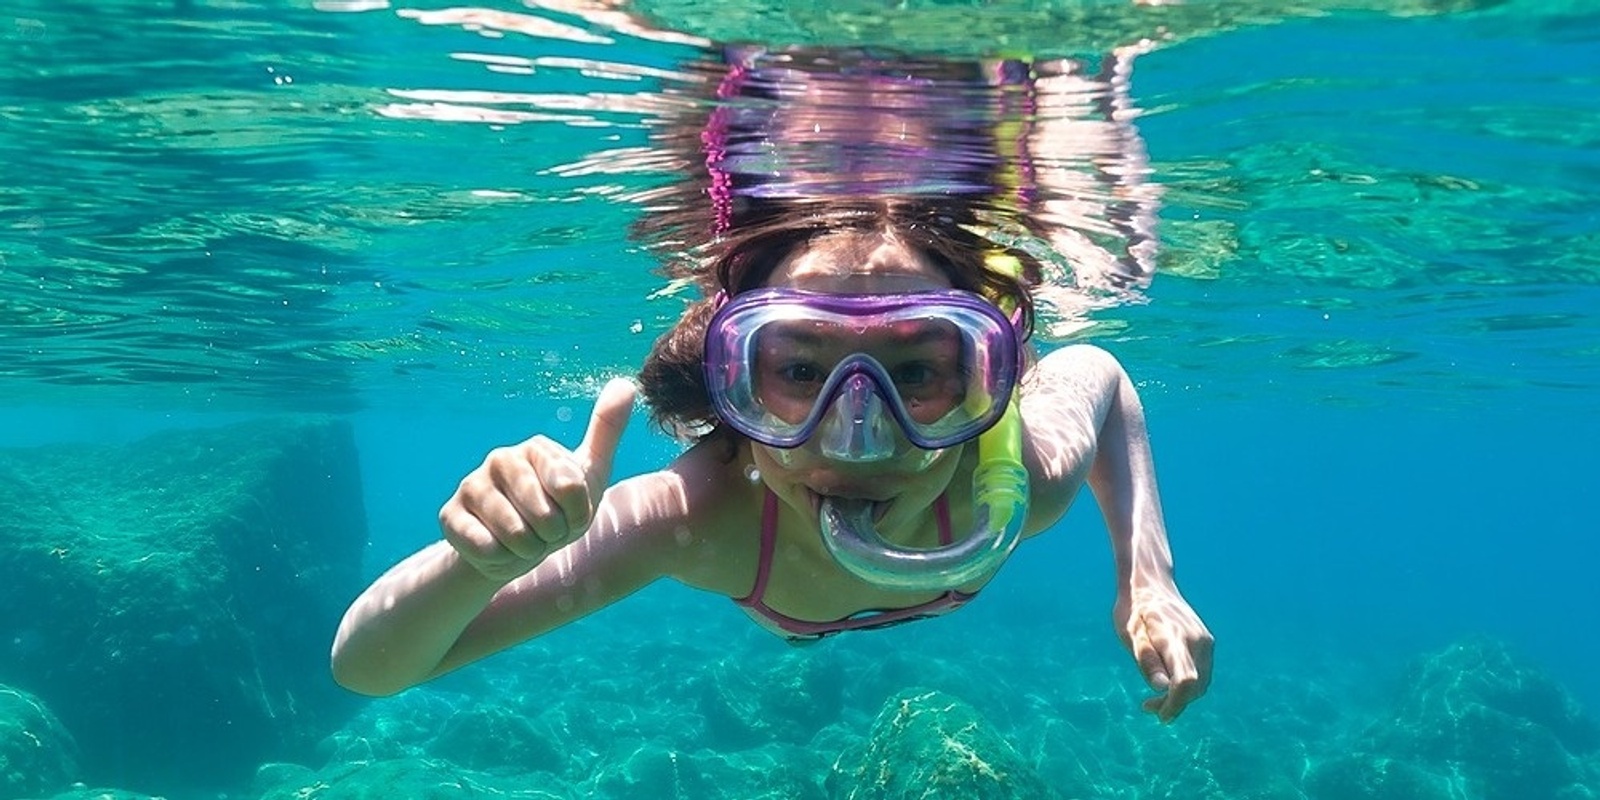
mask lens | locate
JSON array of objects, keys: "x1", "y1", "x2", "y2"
[
  {"x1": 750, "y1": 317, "x2": 968, "y2": 426},
  {"x1": 706, "y1": 290, "x2": 1017, "y2": 450},
  {"x1": 749, "y1": 319, "x2": 833, "y2": 426},
  {"x1": 873, "y1": 318, "x2": 967, "y2": 425}
]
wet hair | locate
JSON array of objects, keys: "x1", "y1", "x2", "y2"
[{"x1": 636, "y1": 197, "x2": 1040, "y2": 448}]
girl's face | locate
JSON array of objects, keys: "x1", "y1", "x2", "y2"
[{"x1": 745, "y1": 232, "x2": 967, "y2": 535}]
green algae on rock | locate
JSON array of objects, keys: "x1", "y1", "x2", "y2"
[{"x1": 827, "y1": 688, "x2": 1053, "y2": 800}]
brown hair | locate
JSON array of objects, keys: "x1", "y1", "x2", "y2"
[{"x1": 637, "y1": 197, "x2": 1040, "y2": 447}]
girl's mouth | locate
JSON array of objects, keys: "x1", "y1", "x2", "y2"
[{"x1": 807, "y1": 489, "x2": 891, "y2": 523}]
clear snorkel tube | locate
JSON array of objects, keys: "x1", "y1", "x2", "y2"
[
  {"x1": 819, "y1": 395, "x2": 1030, "y2": 592},
  {"x1": 818, "y1": 251, "x2": 1032, "y2": 591}
]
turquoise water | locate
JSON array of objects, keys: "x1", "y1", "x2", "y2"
[{"x1": 3, "y1": 1, "x2": 1599, "y2": 798}]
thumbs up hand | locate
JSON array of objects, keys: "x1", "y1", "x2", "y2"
[{"x1": 439, "y1": 378, "x2": 636, "y2": 583}]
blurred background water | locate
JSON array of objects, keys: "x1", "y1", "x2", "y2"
[{"x1": 2, "y1": 1, "x2": 1599, "y2": 798}]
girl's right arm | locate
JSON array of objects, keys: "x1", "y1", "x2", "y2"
[
  {"x1": 330, "y1": 540, "x2": 512, "y2": 696},
  {"x1": 330, "y1": 470, "x2": 690, "y2": 696},
  {"x1": 330, "y1": 379, "x2": 676, "y2": 696}
]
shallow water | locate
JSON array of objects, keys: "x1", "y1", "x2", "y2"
[{"x1": 2, "y1": 1, "x2": 1598, "y2": 798}]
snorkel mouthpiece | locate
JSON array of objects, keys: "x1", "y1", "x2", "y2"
[
  {"x1": 819, "y1": 398, "x2": 1029, "y2": 591},
  {"x1": 818, "y1": 374, "x2": 897, "y2": 462}
]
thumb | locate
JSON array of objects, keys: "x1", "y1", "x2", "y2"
[
  {"x1": 1131, "y1": 620, "x2": 1171, "y2": 692},
  {"x1": 575, "y1": 377, "x2": 636, "y2": 489},
  {"x1": 1139, "y1": 648, "x2": 1171, "y2": 694}
]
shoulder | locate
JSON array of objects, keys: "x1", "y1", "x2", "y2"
[
  {"x1": 1016, "y1": 344, "x2": 1128, "y2": 442},
  {"x1": 594, "y1": 438, "x2": 763, "y2": 590},
  {"x1": 1022, "y1": 344, "x2": 1129, "y2": 401},
  {"x1": 1014, "y1": 344, "x2": 1134, "y2": 533}
]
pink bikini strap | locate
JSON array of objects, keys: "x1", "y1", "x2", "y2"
[
  {"x1": 741, "y1": 490, "x2": 781, "y2": 603},
  {"x1": 935, "y1": 495, "x2": 953, "y2": 545}
]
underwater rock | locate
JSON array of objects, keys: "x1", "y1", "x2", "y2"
[
  {"x1": 697, "y1": 646, "x2": 845, "y2": 748},
  {"x1": 1028, "y1": 694, "x2": 1132, "y2": 799},
  {"x1": 582, "y1": 740, "x2": 825, "y2": 800},
  {"x1": 251, "y1": 757, "x2": 568, "y2": 800},
  {"x1": 1304, "y1": 753, "x2": 1461, "y2": 800},
  {"x1": 30, "y1": 789, "x2": 162, "y2": 800},
  {"x1": 1137, "y1": 730, "x2": 1310, "y2": 800},
  {"x1": 0, "y1": 684, "x2": 80, "y2": 799},
  {"x1": 1357, "y1": 637, "x2": 1600, "y2": 799},
  {"x1": 0, "y1": 418, "x2": 368, "y2": 793},
  {"x1": 431, "y1": 700, "x2": 567, "y2": 774},
  {"x1": 826, "y1": 688, "x2": 1055, "y2": 800},
  {"x1": 581, "y1": 741, "x2": 703, "y2": 799},
  {"x1": 317, "y1": 688, "x2": 464, "y2": 765}
]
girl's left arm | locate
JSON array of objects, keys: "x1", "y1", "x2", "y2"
[{"x1": 1019, "y1": 344, "x2": 1213, "y2": 722}]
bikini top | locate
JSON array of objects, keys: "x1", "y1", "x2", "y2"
[{"x1": 734, "y1": 490, "x2": 977, "y2": 641}]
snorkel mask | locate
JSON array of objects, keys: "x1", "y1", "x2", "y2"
[{"x1": 704, "y1": 287, "x2": 1031, "y2": 591}]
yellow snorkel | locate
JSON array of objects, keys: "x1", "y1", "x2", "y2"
[
  {"x1": 963, "y1": 249, "x2": 1032, "y2": 576},
  {"x1": 972, "y1": 396, "x2": 1029, "y2": 553},
  {"x1": 818, "y1": 253, "x2": 1033, "y2": 591}
]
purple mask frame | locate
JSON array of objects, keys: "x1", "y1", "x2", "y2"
[{"x1": 703, "y1": 288, "x2": 1023, "y2": 451}]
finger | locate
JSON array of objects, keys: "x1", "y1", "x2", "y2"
[
  {"x1": 1157, "y1": 676, "x2": 1204, "y2": 724},
  {"x1": 1132, "y1": 624, "x2": 1171, "y2": 693},
  {"x1": 440, "y1": 502, "x2": 525, "y2": 569},
  {"x1": 1169, "y1": 640, "x2": 1215, "y2": 719},
  {"x1": 500, "y1": 437, "x2": 582, "y2": 547},
  {"x1": 575, "y1": 377, "x2": 636, "y2": 491},
  {"x1": 1154, "y1": 674, "x2": 1199, "y2": 723},
  {"x1": 501, "y1": 487, "x2": 565, "y2": 555},
  {"x1": 1140, "y1": 664, "x2": 1174, "y2": 722},
  {"x1": 1130, "y1": 619, "x2": 1180, "y2": 721},
  {"x1": 1142, "y1": 695, "x2": 1166, "y2": 716},
  {"x1": 1151, "y1": 641, "x2": 1208, "y2": 724},
  {"x1": 467, "y1": 473, "x2": 557, "y2": 560}
]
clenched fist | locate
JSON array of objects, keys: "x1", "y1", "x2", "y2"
[{"x1": 439, "y1": 378, "x2": 636, "y2": 583}]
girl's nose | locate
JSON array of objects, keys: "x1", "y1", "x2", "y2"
[{"x1": 817, "y1": 373, "x2": 896, "y2": 462}]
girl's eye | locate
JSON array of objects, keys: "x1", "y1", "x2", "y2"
[
  {"x1": 778, "y1": 362, "x2": 823, "y2": 384},
  {"x1": 891, "y1": 362, "x2": 935, "y2": 386}
]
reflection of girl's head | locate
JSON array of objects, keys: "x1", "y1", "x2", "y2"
[
  {"x1": 632, "y1": 46, "x2": 1039, "y2": 295},
  {"x1": 702, "y1": 48, "x2": 1022, "y2": 230},
  {"x1": 707, "y1": 200, "x2": 1034, "y2": 314},
  {"x1": 631, "y1": 43, "x2": 1162, "y2": 345}
]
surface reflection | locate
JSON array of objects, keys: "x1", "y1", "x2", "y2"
[
  {"x1": 3, "y1": 0, "x2": 1595, "y2": 408},
  {"x1": 390, "y1": 5, "x2": 1173, "y2": 336},
  {"x1": 564, "y1": 42, "x2": 1168, "y2": 338}
]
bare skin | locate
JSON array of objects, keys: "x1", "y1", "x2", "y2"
[{"x1": 331, "y1": 233, "x2": 1213, "y2": 722}]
